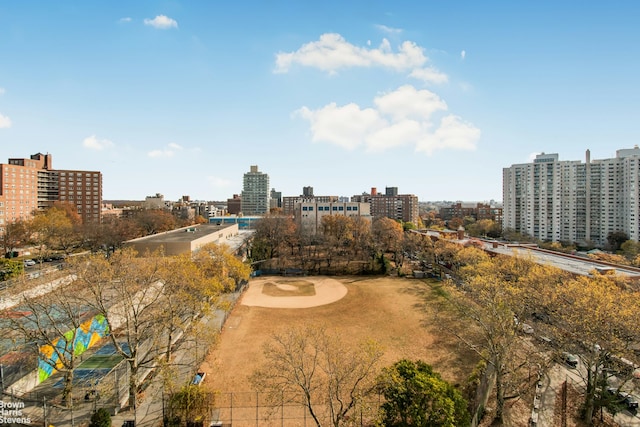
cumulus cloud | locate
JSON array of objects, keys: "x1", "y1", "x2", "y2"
[
  {"x1": 374, "y1": 85, "x2": 447, "y2": 120},
  {"x1": 83, "y1": 135, "x2": 114, "y2": 150},
  {"x1": 461, "y1": 50, "x2": 466, "y2": 60},
  {"x1": 148, "y1": 143, "x2": 183, "y2": 158},
  {"x1": 415, "y1": 115, "x2": 481, "y2": 155},
  {"x1": 296, "y1": 85, "x2": 480, "y2": 154},
  {"x1": 296, "y1": 103, "x2": 385, "y2": 150},
  {"x1": 410, "y1": 67, "x2": 448, "y2": 84},
  {"x1": 274, "y1": 33, "x2": 427, "y2": 74},
  {"x1": 0, "y1": 113, "x2": 11, "y2": 128},
  {"x1": 375, "y1": 24, "x2": 402, "y2": 34},
  {"x1": 144, "y1": 15, "x2": 178, "y2": 29}
]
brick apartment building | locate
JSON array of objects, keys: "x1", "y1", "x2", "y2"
[
  {"x1": 352, "y1": 187, "x2": 419, "y2": 225},
  {"x1": 0, "y1": 153, "x2": 102, "y2": 233},
  {"x1": 439, "y1": 202, "x2": 503, "y2": 224}
]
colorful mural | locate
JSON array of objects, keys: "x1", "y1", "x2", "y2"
[{"x1": 38, "y1": 314, "x2": 109, "y2": 383}]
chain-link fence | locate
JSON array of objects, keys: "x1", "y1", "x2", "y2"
[{"x1": 182, "y1": 390, "x2": 384, "y2": 427}]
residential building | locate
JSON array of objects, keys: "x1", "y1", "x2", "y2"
[
  {"x1": 294, "y1": 201, "x2": 372, "y2": 235},
  {"x1": 439, "y1": 202, "x2": 503, "y2": 225},
  {"x1": 270, "y1": 188, "x2": 282, "y2": 211},
  {"x1": 0, "y1": 152, "x2": 102, "y2": 232},
  {"x1": 352, "y1": 187, "x2": 419, "y2": 225},
  {"x1": 503, "y1": 147, "x2": 640, "y2": 246},
  {"x1": 240, "y1": 165, "x2": 270, "y2": 215},
  {"x1": 227, "y1": 194, "x2": 242, "y2": 215},
  {"x1": 144, "y1": 193, "x2": 168, "y2": 209},
  {"x1": 282, "y1": 187, "x2": 339, "y2": 216}
]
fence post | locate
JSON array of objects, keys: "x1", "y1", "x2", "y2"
[{"x1": 256, "y1": 391, "x2": 259, "y2": 427}]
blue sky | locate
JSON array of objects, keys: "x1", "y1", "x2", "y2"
[{"x1": 1, "y1": 1, "x2": 639, "y2": 202}]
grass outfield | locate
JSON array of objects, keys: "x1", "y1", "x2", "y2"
[{"x1": 78, "y1": 354, "x2": 122, "y2": 369}]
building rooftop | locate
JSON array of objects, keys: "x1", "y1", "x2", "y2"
[{"x1": 129, "y1": 223, "x2": 233, "y2": 245}]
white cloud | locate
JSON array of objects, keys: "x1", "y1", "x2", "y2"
[
  {"x1": 0, "y1": 113, "x2": 11, "y2": 128},
  {"x1": 365, "y1": 119, "x2": 421, "y2": 152},
  {"x1": 409, "y1": 67, "x2": 449, "y2": 84},
  {"x1": 119, "y1": 17, "x2": 132, "y2": 23},
  {"x1": 461, "y1": 50, "x2": 466, "y2": 60},
  {"x1": 296, "y1": 85, "x2": 480, "y2": 154},
  {"x1": 374, "y1": 85, "x2": 447, "y2": 121},
  {"x1": 415, "y1": 115, "x2": 481, "y2": 155},
  {"x1": 148, "y1": 143, "x2": 183, "y2": 158},
  {"x1": 375, "y1": 24, "x2": 402, "y2": 34},
  {"x1": 144, "y1": 15, "x2": 178, "y2": 29},
  {"x1": 296, "y1": 103, "x2": 385, "y2": 150},
  {"x1": 274, "y1": 33, "x2": 427, "y2": 74},
  {"x1": 83, "y1": 135, "x2": 114, "y2": 150}
]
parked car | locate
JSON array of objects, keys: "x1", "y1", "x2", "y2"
[
  {"x1": 23, "y1": 259, "x2": 36, "y2": 267},
  {"x1": 618, "y1": 391, "x2": 639, "y2": 411},
  {"x1": 522, "y1": 323, "x2": 535, "y2": 334},
  {"x1": 561, "y1": 352, "x2": 579, "y2": 368}
]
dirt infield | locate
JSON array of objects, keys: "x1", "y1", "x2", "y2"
[
  {"x1": 201, "y1": 276, "x2": 478, "y2": 396},
  {"x1": 241, "y1": 276, "x2": 348, "y2": 308}
]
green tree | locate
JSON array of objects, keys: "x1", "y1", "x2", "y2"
[
  {"x1": 606, "y1": 230, "x2": 629, "y2": 252},
  {"x1": 377, "y1": 359, "x2": 469, "y2": 427},
  {"x1": 0, "y1": 258, "x2": 23, "y2": 280},
  {"x1": 89, "y1": 407, "x2": 112, "y2": 427},
  {"x1": 166, "y1": 384, "x2": 214, "y2": 427},
  {"x1": 620, "y1": 240, "x2": 640, "y2": 260}
]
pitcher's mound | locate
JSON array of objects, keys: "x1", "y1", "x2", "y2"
[{"x1": 241, "y1": 277, "x2": 348, "y2": 308}]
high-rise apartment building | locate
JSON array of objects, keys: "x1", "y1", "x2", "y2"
[
  {"x1": 503, "y1": 147, "x2": 640, "y2": 246},
  {"x1": 0, "y1": 152, "x2": 102, "y2": 232},
  {"x1": 240, "y1": 165, "x2": 270, "y2": 215}
]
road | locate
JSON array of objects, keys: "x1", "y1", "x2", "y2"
[{"x1": 536, "y1": 360, "x2": 640, "y2": 426}]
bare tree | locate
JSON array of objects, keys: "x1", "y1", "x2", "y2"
[
  {"x1": 70, "y1": 248, "x2": 166, "y2": 413},
  {"x1": 250, "y1": 324, "x2": 383, "y2": 427}
]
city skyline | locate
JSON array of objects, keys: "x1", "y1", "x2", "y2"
[{"x1": 1, "y1": 2, "x2": 639, "y2": 202}]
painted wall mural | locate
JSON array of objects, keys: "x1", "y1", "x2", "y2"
[{"x1": 38, "y1": 314, "x2": 109, "y2": 383}]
